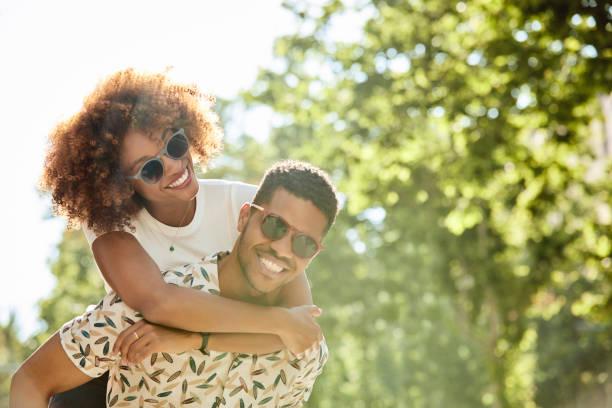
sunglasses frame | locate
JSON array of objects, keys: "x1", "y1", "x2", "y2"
[
  {"x1": 248, "y1": 203, "x2": 324, "y2": 259},
  {"x1": 126, "y1": 128, "x2": 190, "y2": 185}
]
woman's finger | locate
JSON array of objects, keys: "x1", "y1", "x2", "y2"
[
  {"x1": 113, "y1": 320, "x2": 141, "y2": 354},
  {"x1": 113, "y1": 320, "x2": 146, "y2": 358},
  {"x1": 119, "y1": 322, "x2": 155, "y2": 362},
  {"x1": 129, "y1": 338, "x2": 155, "y2": 364},
  {"x1": 309, "y1": 305, "x2": 323, "y2": 317},
  {"x1": 126, "y1": 335, "x2": 154, "y2": 364}
]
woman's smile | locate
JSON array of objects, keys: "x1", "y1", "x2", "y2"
[{"x1": 166, "y1": 167, "x2": 191, "y2": 189}]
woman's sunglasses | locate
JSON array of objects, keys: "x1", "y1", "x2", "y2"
[
  {"x1": 126, "y1": 128, "x2": 190, "y2": 185},
  {"x1": 249, "y1": 203, "x2": 324, "y2": 259}
]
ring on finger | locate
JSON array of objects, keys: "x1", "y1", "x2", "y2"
[{"x1": 133, "y1": 332, "x2": 139, "y2": 340}]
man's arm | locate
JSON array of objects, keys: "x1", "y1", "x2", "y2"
[{"x1": 10, "y1": 332, "x2": 94, "y2": 408}]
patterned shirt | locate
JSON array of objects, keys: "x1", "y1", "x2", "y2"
[{"x1": 59, "y1": 255, "x2": 328, "y2": 407}]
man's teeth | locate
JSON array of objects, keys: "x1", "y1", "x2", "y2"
[
  {"x1": 168, "y1": 169, "x2": 188, "y2": 188},
  {"x1": 260, "y1": 256, "x2": 283, "y2": 273}
]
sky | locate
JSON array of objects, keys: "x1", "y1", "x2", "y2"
[{"x1": 0, "y1": 0, "x2": 298, "y2": 339}]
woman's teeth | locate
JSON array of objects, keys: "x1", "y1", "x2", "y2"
[{"x1": 168, "y1": 169, "x2": 189, "y2": 188}]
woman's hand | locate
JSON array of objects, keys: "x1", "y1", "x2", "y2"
[
  {"x1": 276, "y1": 305, "x2": 323, "y2": 356},
  {"x1": 112, "y1": 320, "x2": 200, "y2": 365}
]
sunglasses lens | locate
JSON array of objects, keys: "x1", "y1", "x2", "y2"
[
  {"x1": 140, "y1": 159, "x2": 164, "y2": 184},
  {"x1": 167, "y1": 133, "x2": 189, "y2": 159},
  {"x1": 262, "y1": 215, "x2": 287, "y2": 240},
  {"x1": 293, "y1": 234, "x2": 319, "y2": 258}
]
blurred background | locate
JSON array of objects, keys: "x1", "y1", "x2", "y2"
[{"x1": 1, "y1": 0, "x2": 611, "y2": 406}]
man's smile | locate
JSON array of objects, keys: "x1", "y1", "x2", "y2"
[{"x1": 257, "y1": 251, "x2": 287, "y2": 277}]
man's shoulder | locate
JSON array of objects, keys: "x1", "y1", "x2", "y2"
[{"x1": 161, "y1": 257, "x2": 223, "y2": 294}]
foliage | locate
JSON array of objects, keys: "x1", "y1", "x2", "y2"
[
  {"x1": 35, "y1": 230, "x2": 105, "y2": 344},
  {"x1": 0, "y1": 313, "x2": 31, "y2": 407},
  {"x1": 220, "y1": 0, "x2": 611, "y2": 406},
  {"x1": 0, "y1": 230, "x2": 103, "y2": 403}
]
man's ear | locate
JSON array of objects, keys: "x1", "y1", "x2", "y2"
[{"x1": 237, "y1": 203, "x2": 251, "y2": 232}]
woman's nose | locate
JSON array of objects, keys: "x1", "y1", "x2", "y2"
[{"x1": 161, "y1": 154, "x2": 184, "y2": 177}]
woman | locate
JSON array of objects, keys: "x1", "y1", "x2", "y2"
[{"x1": 17, "y1": 68, "x2": 321, "y2": 406}]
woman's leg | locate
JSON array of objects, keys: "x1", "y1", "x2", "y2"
[{"x1": 9, "y1": 332, "x2": 94, "y2": 408}]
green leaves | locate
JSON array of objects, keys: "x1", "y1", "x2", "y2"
[
  {"x1": 35, "y1": 230, "x2": 106, "y2": 345},
  {"x1": 218, "y1": 0, "x2": 612, "y2": 407}
]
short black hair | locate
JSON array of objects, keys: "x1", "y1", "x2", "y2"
[{"x1": 253, "y1": 160, "x2": 339, "y2": 233}]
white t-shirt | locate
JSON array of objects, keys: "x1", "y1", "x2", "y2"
[{"x1": 83, "y1": 179, "x2": 257, "y2": 292}]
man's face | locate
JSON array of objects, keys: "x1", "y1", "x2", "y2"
[{"x1": 236, "y1": 188, "x2": 328, "y2": 295}]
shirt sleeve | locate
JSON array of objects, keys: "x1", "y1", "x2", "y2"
[
  {"x1": 220, "y1": 339, "x2": 328, "y2": 407},
  {"x1": 81, "y1": 222, "x2": 135, "y2": 248},
  {"x1": 81, "y1": 223, "x2": 99, "y2": 247},
  {"x1": 286, "y1": 340, "x2": 329, "y2": 406},
  {"x1": 59, "y1": 291, "x2": 141, "y2": 378}
]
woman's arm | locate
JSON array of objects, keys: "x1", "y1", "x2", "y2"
[
  {"x1": 10, "y1": 332, "x2": 94, "y2": 408},
  {"x1": 116, "y1": 304, "x2": 322, "y2": 364},
  {"x1": 205, "y1": 273, "x2": 316, "y2": 352},
  {"x1": 116, "y1": 320, "x2": 287, "y2": 364},
  {"x1": 277, "y1": 271, "x2": 314, "y2": 307},
  {"x1": 113, "y1": 271, "x2": 319, "y2": 360},
  {"x1": 93, "y1": 232, "x2": 320, "y2": 354}
]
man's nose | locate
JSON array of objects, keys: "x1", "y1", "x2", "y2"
[{"x1": 269, "y1": 232, "x2": 294, "y2": 260}]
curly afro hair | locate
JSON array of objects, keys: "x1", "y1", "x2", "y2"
[{"x1": 40, "y1": 68, "x2": 223, "y2": 235}]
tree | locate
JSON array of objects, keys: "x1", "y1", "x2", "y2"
[
  {"x1": 35, "y1": 230, "x2": 105, "y2": 344},
  {"x1": 0, "y1": 313, "x2": 31, "y2": 406},
  {"x1": 221, "y1": 0, "x2": 612, "y2": 406}
]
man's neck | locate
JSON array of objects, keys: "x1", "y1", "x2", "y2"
[{"x1": 217, "y1": 251, "x2": 281, "y2": 306}]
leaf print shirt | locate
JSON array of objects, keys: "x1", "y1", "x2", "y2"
[{"x1": 59, "y1": 254, "x2": 328, "y2": 408}]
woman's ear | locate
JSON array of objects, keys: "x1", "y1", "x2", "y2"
[{"x1": 237, "y1": 203, "x2": 251, "y2": 232}]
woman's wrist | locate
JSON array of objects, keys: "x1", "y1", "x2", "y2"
[
  {"x1": 267, "y1": 306, "x2": 289, "y2": 336},
  {"x1": 187, "y1": 332, "x2": 203, "y2": 350}
]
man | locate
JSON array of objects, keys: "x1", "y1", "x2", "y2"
[{"x1": 10, "y1": 160, "x2": 339, "y2": 407}]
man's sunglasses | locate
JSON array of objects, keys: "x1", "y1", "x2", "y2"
[
  {"x1": 126, "y1": 128, "x2": 190, "y2": 185},
  {"x1": 249, "y1": 203, "x2": 324, "y2": 259}
]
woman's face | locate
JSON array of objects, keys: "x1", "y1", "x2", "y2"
[{"x1": 119, "y1": 127, "x2": 199, "y2": 206}]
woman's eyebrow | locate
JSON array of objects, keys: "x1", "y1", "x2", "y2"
[
  {"x1": 128, "y1": 129, "x2": 169, "y2": 172},
  {"x1": 160, "y1": 128, "x2": 172, "y2": 141},
  {"x1": 129, "y1": 155, "x2": 149, "y2": 172}
]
